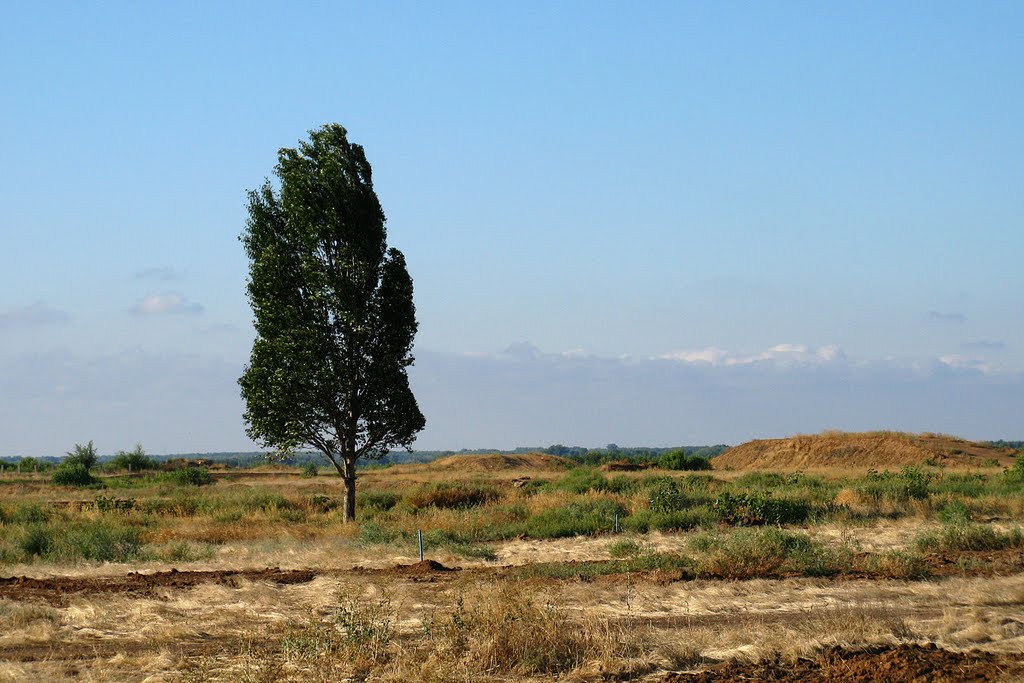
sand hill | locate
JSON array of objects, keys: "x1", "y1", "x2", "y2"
[
  {"x1": 712, "y1": 431, "x2": 1016, "y2": 470},
  {"x1": 426, "y1": 453, "x2": 571, "y2": 473}
]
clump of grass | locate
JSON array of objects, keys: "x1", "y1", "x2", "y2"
[
  {"x1": 608, "y1": 537, "x2": 643, "y2": 558},
  {"x1": 711, "y1": 492, "x2": 811, "y2": 525},
  {"x1": 555, "y1": 467, "x2": 610, "y2": 494},
  {"x1": 915, "y1": 523, "x2": 1023, "y2": 552},
  {"x1": 406, "y1": 482, "x2": 500, "y2": 510},
  {"x1": 857, "y1": 466, "x2": 931, "y2": 502},
  {"x1": 622, "y1": 507, "x2": 717, "y2": 533},
  {"x1": 165, "y1": 467, "x2": 214, "y2": 487},
  {"x1": 690, "y1": 528, "x2": 849, "y2": 578},
  {"x1": 358, "y1": 490, "x2": 399, "y2": 512},
  {"x1": 864, "y1": 550, "x2": 930, "y2": 579},
  {"x1": 519, "y1": 552, "x2": 691, "y2": 580},
  {"x1": 522, "y1": 498, "x2": 624, "y2": 539},
  {"x1": 16, "y1": 520, "x2": 143, "y2": 564}
]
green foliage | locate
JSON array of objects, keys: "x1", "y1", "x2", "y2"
[
  {"x1": 658, "y1": 449, "x2": 713, "y2": 471},
  {"x1": 300, "y1": 461, "x2": 319, "y2": 478},
  {"x1": 167, "y1": 467, "x2": 214, "y2": 487},
  {"x1": 711, "y1": 492, "x2": 810, "y2": 525},
  {"x1": 17, "y1": 521, "x2": 142, "y2": 563},
  {"x1": 623, "y1": 507, "x2": 718, "y2": 533},
  {"x1": 555, "y1": 468, "x2": 609, "y2": 494},
  {"x1": 239, "y1": 123, "x2": 425, "y2": 522},
  {"x1": 51, "y1": 462, "x2": 96, "y2": 487},
  {"x1": 647, "y1": 479, "x2": 691, "y2": 513},
  {"x1": 858, "y1": 466, "x2": 931, "y2": 502},
  {"x1": 523, "y1": 499, "x2": 625, "y2": 539},
  {"x1": 109, "y1": 444, "x2": 157, "y2": 471},
  {"x1": 357, "y1": 490, "x2": 399, "y2": 512},
  {"x1": 690, "y1": 528, "x2": 848, "y2": 578},
  {"x1": 17, "y1": 457, "x2": 49, "y2": 473},
  {"x1": 916, "y1": 523, "x2": 1024, "y2": 552},
  {"x1": 64, "y1": 440, "x2": 99, "y2": 471}
]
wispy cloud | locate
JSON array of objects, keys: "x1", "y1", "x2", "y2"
[
  {"x1": 407, "y1": 344, "x2": 1024, "y2": 450},
  {"x1": 134, "y1": 266, "x2": 181, "y2": 281},
  {"x1": 0, "y1": 302, "x2": 70, "y2": 330},
  {"x1": 657, "y1": 343, "x2": 845, "y2": 367},
  {"x1": 130, "y1": 292, "x2": 204, "y2": 316},
  {"x1": 926, "y1": 310, "x2": 967, "y2": 324}
]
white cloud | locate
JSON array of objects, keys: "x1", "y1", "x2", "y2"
[
  {"x1": 131, "y1": 292, "x2": 204, "y2": 316},
  {"x1": 0, "y1": 302, "x2": 70, "y2": 329},
  {"x1": 656, "y1": 343, "x2": 846, "y2": 367}
]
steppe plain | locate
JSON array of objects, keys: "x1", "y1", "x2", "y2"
[{"x1": 1, "y1": 432, "x2": 1023, "y2": 682}]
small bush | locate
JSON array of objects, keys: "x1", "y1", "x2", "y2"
[
  {"x1": 608, "y1": 538, "x2": 643, "y2": 558},
  {"x1": 690, "y1": 528, "x2": 845, "y2": 578},
  {"x1": 301, "y1": 461, "x2": 319, "y2": 478},
  {"x1": 524, "y1": 499, "x2": 624, "y2": 539},
  {"x1": 659, "y1": 449, "x2": 713, "y2": 471},
  {"x1": 555, "y1": 468, "x2": 609, "y2": 494},
  {"x1": 51, "y1": 462, "x2": 96, "y2": 487},
  {"x1": 167, "y1": 467, "x2": 214, "y2": 487},
  {"x1": 19, "y1": 521, "x2": 142, "y2": 563},
  {"x1": 64, "y1": 441, "x2": 98, "y2": 471},
  {"x1": 357, "y1": 490, "x2": 399, "y2": 512},
  {"x1": 916, "y1": 523, "x2": 1023, "y2": 553},
  {"x1": 109, "y1": 444, "x2": 157, "y2": 472},
  {"x1": 866, "y1": 550, "x2": 929, "y2": 579},
  {"x1": 711, "y1": 492, "x2": 810, "y2": 525},
  {"x1": 858, "y1": 467, "x2": 930, "y2": 502}
]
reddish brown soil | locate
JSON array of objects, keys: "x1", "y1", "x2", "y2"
[
  {"x1": 666, "y1": 644, "x2": 1024, "y2": 682},
  {"x1": 0, "y1": 567, "x2": 316, "y2": 604},
  {"x1": 713, "y1": 432, "x2": 1015, "y2": 470}
]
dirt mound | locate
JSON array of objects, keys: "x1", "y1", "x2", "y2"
[
  {"x1": 667, "y1": 644, "x2": 1023, "y2": 682},
  {"x1": 713, "y1": 431, "x2": 1015, "y2": 470},
  {"x1": 427, "y1": 453, "x2": 570, "y2": 472},
  {"x1": 0, "y1": 567, "x2": 315, "y2": 604}
]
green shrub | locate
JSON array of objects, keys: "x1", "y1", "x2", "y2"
[
  {"x1": 167, "y1": 467, "x2": 214, "y2": 486},
  {"x1": 690, "y1": 528, "x2": 843, "y2": 578},
  {"x1": 108, "y1": 444, "x2": 157, "y2": 471},
  {"x1": 19, "y1": 521, "x2": 142, "y2": 563},
  {"x1": 301, "y1": 461, "x2": 320, "y2": 478},
  {"x1": 937, "y1": 501, "x2": 972, "y2": 524},
  {"x1": 659, "y1": 449, "x2": 713, "y2": 471},
  {"x1": 64, "y1": 441, "x2": 98, "y2": 471},
  {"x1": 358, "y1": 490, "x2": 399, "y2": 512},
  {"x1": 524, "y1": 499, "x2": 624, "y2": 539},
  {"x1": 555, "y1": 468, "x2": 609, "y2": 494},
  {"x1": 916, "y1": 523, "x2": 1023, "y2": 553},
  {"x1": 858, "y1": 467, "x2": 930, "y2": 502},
  {"x1": 648, "y1": 479, "x2": 690, "y2": 513},
  {"x1": 608, "y1": 538, "x2": 643, "y2": 558},
  {"x1": 51, "y1": 462, "x2": 96, "y2": 487},
  {"x1": 711, "y1": 492, "x2": 810, "y2": 525},
  {"x1": 358, "y1": 521, "x2": 401, "y2": 545}
]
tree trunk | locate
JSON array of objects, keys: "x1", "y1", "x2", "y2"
[{"x1": 342, "y1": 456, "x2": 357, "y2": 523}]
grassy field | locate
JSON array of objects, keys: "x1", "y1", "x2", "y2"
[{"x1": 1, "y1": 453, "x2": 1023, "y2": 681}]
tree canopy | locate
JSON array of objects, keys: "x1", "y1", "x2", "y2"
[{"x1": 239, "y1": 124, "x2": 425, "y2": 521}]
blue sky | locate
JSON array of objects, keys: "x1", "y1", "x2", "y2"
[{"x1": 1, "y1": 2, "x2": 1022, "y2": 455}]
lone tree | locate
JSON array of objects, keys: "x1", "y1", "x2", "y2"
[{"x1": 240, "y1": 124, "x2": 425, "y2": 522}]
